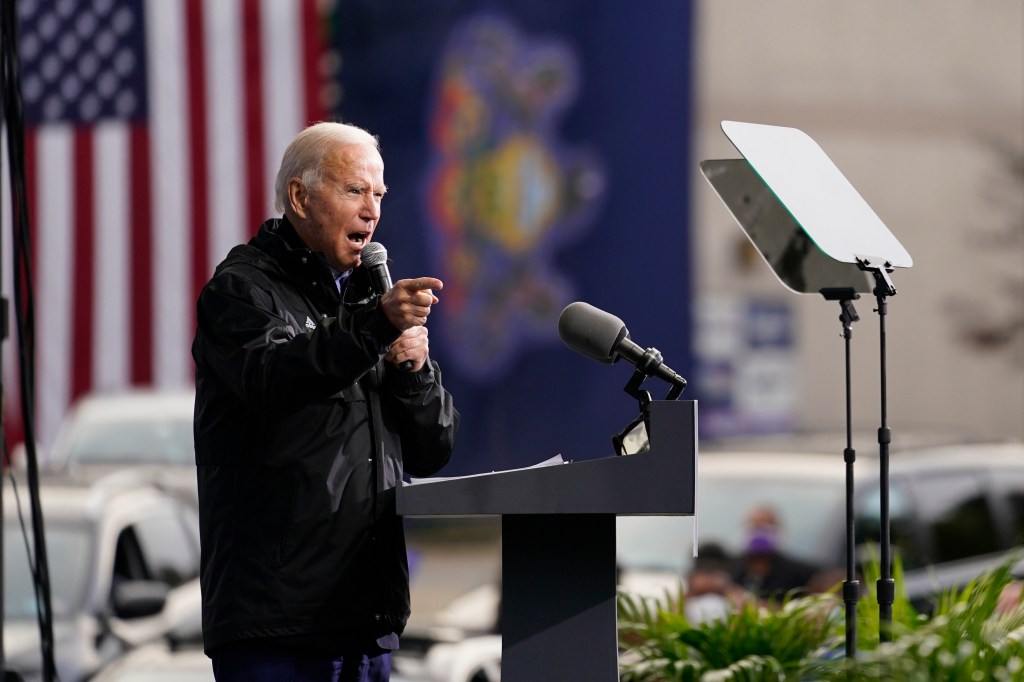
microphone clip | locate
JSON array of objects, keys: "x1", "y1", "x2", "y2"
[
  {"x1": 633, "y1": 347, "x2": 664, "y2": 378},
  {"x1": 612, "y1": 348, "x2": 685, "y2": 457},
  {"x1": 619, "y1": 345, "x2": 686, "y2": 402}
]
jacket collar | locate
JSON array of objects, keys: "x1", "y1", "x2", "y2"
[
  {"x1": 269, "y1": 215, "x2": 308, "y2": 251},
  {"x1": 251, "y1": 217, "x2": 376, "y2": 304},
  {"x1": 254, "y1": 217, "x2": 340, "y2": 304}
]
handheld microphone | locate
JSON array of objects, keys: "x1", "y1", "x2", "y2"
[
  {"x1": 360, "y1": 242, "x2": 414, "y2": 371},
  {"x1": 557, "y1": 301, "x2": 687, "y2": 389},
  {"x1": 360, "y1": 241, "x2": 393, "y2": 295}
]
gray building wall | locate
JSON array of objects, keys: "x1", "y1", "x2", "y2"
[{"x1": 692, "y1": 1, "x2": 1024, "y2": 441}]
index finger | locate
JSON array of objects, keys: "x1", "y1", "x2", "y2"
[{"x1": 399, "y1": 277, "x2": 444, "y2": 292}]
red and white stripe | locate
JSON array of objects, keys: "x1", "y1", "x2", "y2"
[{"x1": 3, "y1": 0, "x2": 328, "y2": 454}]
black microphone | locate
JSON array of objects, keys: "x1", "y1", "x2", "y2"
[
  {"x1": 360, "y1": 241, "x2": 393, "y2": 295},
  {"x1": 360, "y1": 242, "x2": 414, "y2": 371},
  {"x1": 557, "y1": 301, "x2": 687, "y2": 388}
]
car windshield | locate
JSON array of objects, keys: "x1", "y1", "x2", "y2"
[
  {"x1": 617, "y1": 475, "x2": 842, "y2": 574},
  {"x1": 66, "y1": 418, "x2": 194, "y2": 466},
  {"x1": 4, "y1": 522, "x2": 94, "y2": 619}
]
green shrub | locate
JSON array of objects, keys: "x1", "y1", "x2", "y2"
[
  {"x1": 808, "y1": 556, "x2": 1024, "y2": 681},
  {"x1": 618, "y1": 554, "x2": 1024, "y2": 682},
  {"x1": 618, "y1": 587, "x2": 841, "y2": 681}
]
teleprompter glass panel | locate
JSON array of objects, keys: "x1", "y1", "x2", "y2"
[
  {"x1": 700, "y1": 159, "x2": 872, "y2": 294},
  {"x1": 720, "y1": 121, "x2": 912, "y2": 269}
]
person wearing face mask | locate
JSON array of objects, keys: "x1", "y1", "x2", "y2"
[
  {"x1": 731, "y1": 505, "x2": 819, "y2": 603},
  {"x1": 192, "y1": 121, "x2": 459, "y2": 681},
  {"x1": 683, "y1": 543, "x2": 751, "y2": 624}
]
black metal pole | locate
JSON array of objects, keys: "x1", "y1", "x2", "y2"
[
  {"x1": 874, "y1": 286, "x2": 895, "y2": 641},
  {"x1": 840, "y1": 298, "x2": 860, "y2": 658},
  {"x1": 822, "y1": 288, "x2": 861, "y2": 659},
  {"x1": 2, "y1": 3, "x2": 53, "y2": 677},
  {"x1": 854, "y1": 258, "x2": 898, "y2": 644}
]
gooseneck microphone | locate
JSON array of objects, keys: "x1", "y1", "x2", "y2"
[
  {"x1": 557, "y1": 301, "x2": 687, "y2": 389},
  {"x1": 360, "y1": 242, "x2": 414, "y2": 371}
]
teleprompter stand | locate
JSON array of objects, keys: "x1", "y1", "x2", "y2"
[
  {"x1": 701, "y1": 121, "x2": 913, "y2": 653},
  {"x1": 821, "y1": 286, "x2": 862, "y2": 655},
  {"x1": 856, "y1": 257, "x2": 899, "y2": 640},
  {"x1": 398, "y1": 400, "x2": 698, "y2": 682}
]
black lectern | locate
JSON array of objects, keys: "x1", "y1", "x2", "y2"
[{"x1": 398, "y1": 400, "x2": 698, "y2": 682}]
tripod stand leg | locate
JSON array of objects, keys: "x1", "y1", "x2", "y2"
[
  {"x1": 822, "y1": 288, "x2": 863, "y2": 658},
  {"x1": 838, "y1": 294, "x2": 860, "y2": 658},
  {"x1": 865, "y1": 264, "x2": 897, "y2": 642}
]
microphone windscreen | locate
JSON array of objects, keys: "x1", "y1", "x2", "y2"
[
  {"x1": 361, "y1": 241, "x2": 387, "y2": 267},
  {"x1": 557, "y1": 302, "x2": 628, "y2": 365}
]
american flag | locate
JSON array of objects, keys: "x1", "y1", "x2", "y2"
[{"x1": 3, "y1": 0, "x2": 334, "y2": 453}]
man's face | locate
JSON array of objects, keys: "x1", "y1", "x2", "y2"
[{"x1": 291, "y1": 142, "x2": 386, "y2": 272}]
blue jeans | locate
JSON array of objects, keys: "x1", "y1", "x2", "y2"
[{"x1": 211, "y1": 646, "x2": 392, "y2": 682}]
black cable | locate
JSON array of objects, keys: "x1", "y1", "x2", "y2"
[
  {"x1": 0, "y1": 35, "x2": 6, "y2": 682},
  {"x1": 1, "y1": 2, "x2": 58, "y2": 679},
  {"x1": 5, "y1": 465, "x2": 42, "y2": 626}
]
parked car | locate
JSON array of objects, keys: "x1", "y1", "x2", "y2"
[
  {"x1": 421, "y1": 635, "x2": 500, "y2": 682},
  {"x1": 89, "y1": 640, "x2": 426, "y2": 682},
  {"x1": 619, "y1": 436, "x2": 1024, "y2": 606},
  {"x1": 4, "y1": 471, "x2": 203, "y2": 682},
  {"x1": 88, "y1": 643, "x2": 213, "y2": 682},
  {"x1": 45, "y1": 388, "x2": 198, "y2": 502},
  {"x1": 48, "y1": 388, "x2": 195, "y2": 469}
]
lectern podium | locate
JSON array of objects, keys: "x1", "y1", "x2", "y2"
[{"x1": 398, "y1": 400, "x2": 698, "y2": 682}]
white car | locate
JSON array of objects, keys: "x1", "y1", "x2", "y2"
[
  {"x1": 618, "y1": 437, "x2": 1024, "y2": 605},
  {"x1": 4, "y1": 474, "x2": 203, "y2": 682},
  {"x1": 48, "y1": 389, "x2": 196, "y2": 470},
  {"x1": 42, "y1": 389, "x2": 198, "y2": 504},
  {"x1": 89, "y1": 643, "x2": 213, "y2": 682}
]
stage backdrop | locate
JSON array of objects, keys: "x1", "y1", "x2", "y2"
[
  {"x1": 334, "y1": 1, "x2": 695, "y2": 474},
  {"x1": 5, "y1": 0, "x2": 336, "y2": 454},
  {"x1": 2, "y1": 0, "x2": 693, "y2": 475}
]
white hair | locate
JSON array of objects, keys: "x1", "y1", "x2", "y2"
[{"x1": 274, "y1": 121, "x2": 380, "y2": 213}]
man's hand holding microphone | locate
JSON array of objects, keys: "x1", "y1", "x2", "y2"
[{"x1": 361, "y1": 241, "x2": 441, "y2": 373}]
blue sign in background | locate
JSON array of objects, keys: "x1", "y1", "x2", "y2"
[{"x1": 335, "y1": 1, "x2": 695, "y2": 474}]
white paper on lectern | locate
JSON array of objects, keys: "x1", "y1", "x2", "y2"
[
  {"x1": 721, "y1": 121, "x2": 912, "y2": 269},
  {"x1": 406, "y1": 453, "x2": 568, "y2": 485}
]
